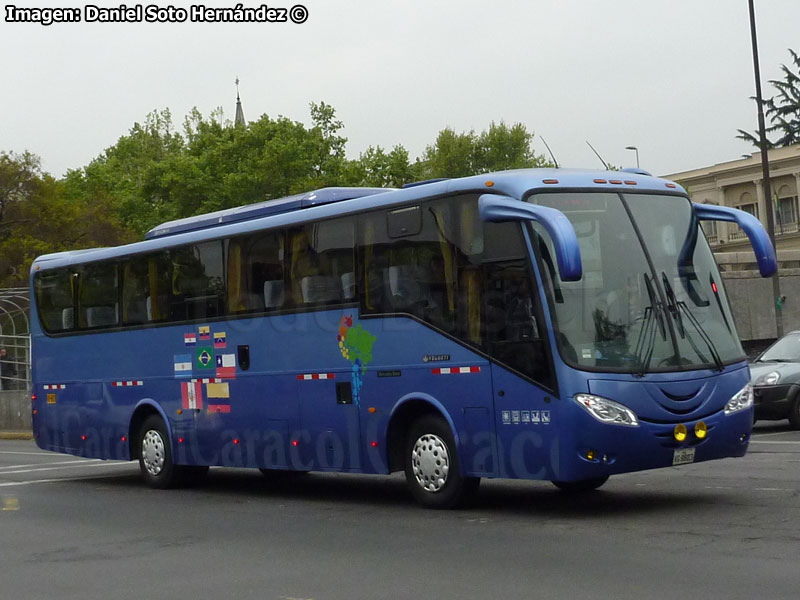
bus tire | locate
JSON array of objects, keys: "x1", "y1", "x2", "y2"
[
  {"x1": 404, "y1": 415, "x2": 479, "y2": 509},
  {"x1": 137, "y1": 415, "x2": 181, "y2": 489},
  {"x1": 551, "y1": 475, "x2": 609, "y2": 493}
]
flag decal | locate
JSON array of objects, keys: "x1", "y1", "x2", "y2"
[
  {"x1": 213, "y1": 332, "x2": 226, "y2": 349},
  {"x1": 174, "y1": 354, "x2": 192, "y2": 378}
]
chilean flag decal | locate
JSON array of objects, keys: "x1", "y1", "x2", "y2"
[{"x1": 216, "y1": 353, "x2": 236, "y2": 379}]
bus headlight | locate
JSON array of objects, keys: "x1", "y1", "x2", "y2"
[
  {"x1": 574, "y1": 394, "x2": 639, "y2": 427},
  {"x1": 725, "y1": 383, "x2": 753, "y2": 415}
]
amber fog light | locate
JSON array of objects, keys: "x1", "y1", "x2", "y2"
[
  {"x1": 694, "y1": 421, "x2": 708, "y2": 439},
  {"x1": 673, "y1": 424, "x2": 688, "y2": 442}
]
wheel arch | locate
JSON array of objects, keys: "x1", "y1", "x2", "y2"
[
  {"x1": 386, "y1": 393, "x2": 459, "y2": 473},
  {"x1": 128, "y1": 399, "x2": 173, "y2": 461}
]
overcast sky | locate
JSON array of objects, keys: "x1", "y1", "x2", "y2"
[{"x1": 2, "y1": 0, "x2": 799, "y2": 179}]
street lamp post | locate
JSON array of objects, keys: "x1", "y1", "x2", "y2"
[
  {"x1": 748, "y1": 0, "x2": 783, "y2": 338},
  {"x1": 625, "y1": 146, "x2": 640, "y2": 168}
]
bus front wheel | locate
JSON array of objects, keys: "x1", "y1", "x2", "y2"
[
  {"x1": 137, "y1": 415, "x2": 183, "y2": 489},
  {"x1": 404, "y1": 415, "x2": 479, "y2": 509}
]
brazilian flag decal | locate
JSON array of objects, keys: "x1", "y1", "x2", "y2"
[{"x1": 196, "y1": 347, "x2": 214, "y2": 369}]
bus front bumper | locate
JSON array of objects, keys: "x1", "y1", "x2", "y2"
[{"x1": 556, "y1": 407, "x2": 752, "y2": 482}]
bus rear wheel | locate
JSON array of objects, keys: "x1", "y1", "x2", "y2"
[
  {"x1": 404, "y1": 415, "x2": 479, "y2": 509},
  {"x1": 137, "y1": 415, "x2": 184, "y2": 489},
  {"x1": 551, "y1": 475, "x2": 609, "y2": 493}
]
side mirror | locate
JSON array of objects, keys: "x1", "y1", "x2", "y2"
[
  {"x1": 694, "y1": 203, "x2": 777, "y2": 277},
  {"x1": 479, "y1": 194, "x2": 582, "y2": 281}
]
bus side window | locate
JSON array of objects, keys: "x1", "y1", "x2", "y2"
[
  {"x1": 288, "y1": 218, "x2": 355, "y2": 308},
  {"x1": 358, "y1": 202, "x2": 455, "y2": 332},
  {"x1": 120, "y1": 252, "x2": 171, "y2": 324},
  {"x1": 76, "y1": 262, "x2": 119, "y2": 329},
  {"x1": 35, "y1": 269, "x2": 75, "y2": 333},
  {"x1": 169, "y1": 241, "x2": 225, "y2": 321},
  {"x1": 229, "y1": 231, "x2": 284, "y2": 313}
]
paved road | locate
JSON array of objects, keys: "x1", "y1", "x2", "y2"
[{"x1": 2, "y1": 422, "x2": 798, "y2": 600}]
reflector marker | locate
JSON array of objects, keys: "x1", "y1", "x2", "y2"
[
  {"x1": 624, "y1": 180, "x2": 638, "y2": 185},
  {"x1": 297, "y1": 373, "x2": 336, "y2": 380},
  {"x1": 196, "y1": 378, "x2": 221, "y2": 384},
  {"x1": 43, "y1": 384, "x2": 66, "y2": 390},
  {"x1": 593, "y1": 179, "x2": 607, "y2": 184},
  {"x1": 609, "y1": 179, "x2": 623, "y2": 185},
  {"x1": 665, "y1": 183, "x2": 677, "y2": 188},
  {"x1": 431, "y1": 366, "x2": 481, "y2": 375},
  {"x1": 111, "y1": 380, "x2": 144, "y2": 387}
]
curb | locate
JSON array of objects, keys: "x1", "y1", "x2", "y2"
[{"x1": 0, "y1": 431, "x2": 34, "y2": 440}]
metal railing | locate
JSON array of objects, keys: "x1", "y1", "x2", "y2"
[{"x1": 0, "y1": 287, "x2": 30, "y2": 392}]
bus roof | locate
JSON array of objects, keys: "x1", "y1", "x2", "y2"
[
  {"x1": 31, "y1": 168, "x2": 686, "y2": 272},
  {"x1": 145, "y1": 187, "x2": 390, "y2": 240}
]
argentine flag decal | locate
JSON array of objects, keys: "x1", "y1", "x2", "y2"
[{"x1": 174, "y1": 354, "x2": 192, "y2": 378}]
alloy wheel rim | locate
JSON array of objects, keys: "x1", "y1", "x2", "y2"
[{"x1": 411, "y1": 433, "x2": 450, "y2": 492}]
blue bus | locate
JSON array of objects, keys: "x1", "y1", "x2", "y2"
[{"x1": 30, "y1": 168, "x2": 776, "y2": 508}]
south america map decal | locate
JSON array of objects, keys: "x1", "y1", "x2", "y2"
[{"x1": 337, "y1": 315, "x2": 377, "y2": 405}]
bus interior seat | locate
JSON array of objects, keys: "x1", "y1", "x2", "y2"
[
  {"x1": 263, "y1": 280, "x2": 285, "y2": 309},
  {"x1": 384, "y1": 265, "x2": 430, "y2": 308},
  {"x1": 86, "y1": 305, "x2": 118, "y2": 328},
  {"x1": 125, "y1": 300, "x2": 148, "y2": 324},
  {"x1": 62, "y1": 307, "x2": 75, "y2": 329},
  {"x1": 340, "y1": 272, "x2": 356, "y2": 301},
  {"x1": 300, "y1": 276, "x2": 341, "y2": 304}
]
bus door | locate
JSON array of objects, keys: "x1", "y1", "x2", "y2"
[{"x1": 481, "y1": 224, "x2": 556, "y2": 481}]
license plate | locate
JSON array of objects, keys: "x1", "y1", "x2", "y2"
[{"x1": 672, "y1": 448, "x2": 696, "y2": 466}]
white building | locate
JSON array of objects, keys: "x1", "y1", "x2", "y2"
[{"x1": 666, "y1": 144, "x2": 800, "y2": 252}]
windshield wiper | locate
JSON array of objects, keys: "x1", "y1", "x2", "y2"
[
  {"x1": 645, "y1": 273, "x2": 666, "y2": 340},
  {"x1": 661, "y1": 273, "x2": 685, "y2": 338},
  {"x1": 662, "y1": 272, "x2": 724, "y2": 371},
  {"x1": 633, "y1": 306, "x2": 656, "y2": 378},
  {"x1": 633, "y1": 274, "x2": 667, "y2": 377}
]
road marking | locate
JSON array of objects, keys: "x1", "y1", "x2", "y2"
[
  {"x1": 0, "y1": 459, "x2": 101, "y2": 472},
  {"x1": 1, "y1": 497, "x2": 20, "y2": 510},
  {"x1": 749, "y1": 440, "x2": 800, "y2": 444},
  {"x1": 752, "y1": 487, "x2": 789, "y2": 491},
  {"x1": 0, "y1": 461, "x2": 132, "y2": 476},
  {"x1": 0, "y1": 472, "x2": 134, "y2": 488},
  {"x1": 752, "y1": 430, "x2": 800, "y2": 438},
  {"x1": 0, "y1": 451, "x2": 58, "y2": 456}
]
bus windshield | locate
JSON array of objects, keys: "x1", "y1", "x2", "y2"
[{"x1": 529, "y1": 191, "x2": 744, "y2": 373}]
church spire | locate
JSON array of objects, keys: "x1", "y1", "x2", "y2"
[{"x1": 234, "y1": 77, "x2": 245, "y2": 127}]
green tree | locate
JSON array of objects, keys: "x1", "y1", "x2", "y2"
[
  {"x1": 68, "y1": 108, "x2": 186, "y2": 235},
  {"x1": 417, "y1": 127, "x2": 476, "y2": 179},
  {"x1": 0, "y1": 151, "x2": 133, "y2": 286},
  {"x1": 67, "y1": 103, "x2": 353, "y2": 236},
  {"x1": 0, "y1": 151, "x2": 41, "y2": 225},
  {"x1": 417, "y1": 121, "x2": 551, "y2": 179},
  {"x1": 737, "y1": 48, "x2": 800, "y2": 148},
  {"x1": 344, "y1": 145, "x2": 414, "y2": 188}
]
